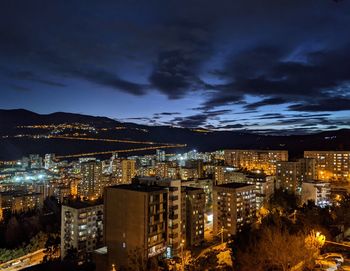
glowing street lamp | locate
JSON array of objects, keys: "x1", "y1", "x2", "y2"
[
  {"x1": 180, "y1": 239, "x2": 185, "y2": 271},
  {"x1": 305, "y1": 230, "x2": 326, "y2": 250}
]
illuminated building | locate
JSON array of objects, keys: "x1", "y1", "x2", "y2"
[
  {"x1": 301, "y1": 180, "x2": 331, "y2": 207},
  {"x1": 111, "y1": 159, "x2": 136, "y2": 184},
  {"x1": 79, "y1": 161, "x2": 102, "y2": 199},
  {"x1": 213, "y1": 183, "x2": 256, "y2": 238},
  {"x1": 224, "y1": 149, "x2": 288, "y2": 175},
  {"x1": 29, "y1": 154, "x2": 43, "y2": 169},
  {"x1": 44, "y1": 153, "x2": 56, "y2": 170},
  {"x1": 155, "y1": 162, "x2": 169, "y2": 178},
  {"x1": 245, "y1": 173, "x2": 275, "y2": 209},
  {"x1": 185, "y1": 160, "x2": 205, "y2": 178},
  {"x1": 0, "y1": 191, "x2": 43, "y2": 215},
  {"x1": 304, "y1": 151, "x2": 350, "y2": 182},
  {"x1": 61, "y1": 201, "x2": 103, "y2": 262},
  {"x1": 156, "y1": 149, "x2": 166, "y2": 162},
  {"x1": 276, "y1": 158, "x2": 315, "y2": 193},
  {"x1": 181, "y1": 187, "x2": 205, "y2": 247},
  {"x1": 104, "y1": 184, "x2": 168, "y2": 269},
  {"x1": 181, "y1": 179, "x2": 213, "y2": 207},
  {"x1": 133, "y1": 177, "x2": 182, "y2": 257},
  {"x1": 214, "y1": 166, "x2": 244, "y2": 185},
  {"x1": 179, "y1": 167, "x2": 198, "y2": 180}
]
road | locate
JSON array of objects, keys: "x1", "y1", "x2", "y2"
[{"x1": 0, "y1": 249, "x2": 45, "y2": 271}]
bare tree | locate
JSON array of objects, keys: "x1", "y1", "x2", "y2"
[{"x1": 236, "y1": 225, "x2": 317, "y2": 271}]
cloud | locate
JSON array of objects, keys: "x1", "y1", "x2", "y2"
[
  {"x1": 3, "y1": 70, "x2": 66, "y2": 87},
  {"x1": 289, "y1": 97, "x2": 350, "y2": 112},
  {"x1": 154, "y1": 112, "x2": 181, "y2": 116},
  {"x1": 169, "y1": 109, "x2": 232, "y2": 128},
  {"x1": 244, "y1": 97, "x2": 287, "y2": 110},
  {"x1": 203, "y1": 44, "x2": 350, "y2": 114}
]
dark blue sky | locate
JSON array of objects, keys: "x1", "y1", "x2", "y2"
[{"x1": 1, "y1": 0, "x2": 350, "y2": 133}]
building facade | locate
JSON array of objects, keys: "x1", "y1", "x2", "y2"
[
  {"x1": 224, "y1": 149, "x2": 288, "y2": 175},
  {"x1": 79, "y1": 161, "x2": 102, "y2": 199},
  {"x1": 182, "y1": 187, "x2": 205, "y2": 247},
  {"x1": 61, "y1": 201, "x2": 104, "y2": 261},
  {"x1": 104, "y1": 184, "x2": 168, "y2": 269},
  {"x1": 213, "y1": 183, "x2": 256, "y2": 238},
  {"x1": 276, "y1": 158, "x2": 316, "y2": 193},
  {"x1": 301, "y1": 180, "x2": 331, "y2": 207},
  {"x1": 304, "y1": 151, "x2": 350, "y2": 182}
]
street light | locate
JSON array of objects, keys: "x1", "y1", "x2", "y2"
[
  {"x1": 305, "y1": 230, "x2": 326, "y2": 250},
  {"x1": 180, "y1": 239, "x2": 185, "y2": 271}
]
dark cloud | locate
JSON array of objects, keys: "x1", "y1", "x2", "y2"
[
  {"x1": 169, "y1": 109, "x2": 232, "y2": 128},
  {"x1": 1, "y1": 0, "x2": 350, "y2": 132},
  {"x1": 154, "y1": 112, "x2": 181, "y2": 116},
  {"x1": 244, "y1": 97, "x2": 287, "y2": 110},
  {"x1": 289, "y1": 98, "x2": 350, "y2": 112},
  {"x1": 3, "y1": 69, "x2": 66, "y2": 87},
  {"x1": 206, "y1": 44, "x2": 350, "y2": 112}
]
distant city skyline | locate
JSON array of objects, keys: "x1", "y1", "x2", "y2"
[{"x1": 1, "y1": 1, "x2": 350, "y2": 133}]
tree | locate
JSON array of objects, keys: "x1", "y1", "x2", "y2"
[
  {"x1": 43, "y1": 234, "x2": 60, "y2": 263},
  {"x1": 233, "y1": 222, "x2": 318, "y2": 271},
  {"x1": 127, "y1": 247, "x2": 159, "y2": 271}
]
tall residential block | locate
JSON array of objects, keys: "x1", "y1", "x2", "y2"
[
  {"x1": 111, "y1": 159, "x2": 136, "y2": 184},
  {"x1": 276, "y1": 158, "x2": 315, "y2": 193},
  {"x1": 213, "y1": 183, "x2": 256, "y2": 238},
  {"x1": 304, "y1": 151, "x2": 350, "y2": 182},
  {"x1": 79, "y1": 161, "x2": 102, "y2": 199},
  {"x1": 301, "y1": 180, "x2": 331, "y2": 207},
  {"x1": 104, "y1": 184, "x2": 168, "y2": 269},
  {"x1": 61, "y1": 201, "x2": 103, "y2": 262},
  {"x1": 224, "y1": 149, "x2": 288, "y2": 175},
  {"x1": 133, "y1": 177, "x2": 182, "y2": 257},
  {"x1": 181, "y1": 187, "x2": 205, "y2": 247}
]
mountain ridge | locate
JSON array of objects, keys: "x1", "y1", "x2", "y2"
[{"x1": 1, "y1": 109, "x2": 350, "y2": 160}]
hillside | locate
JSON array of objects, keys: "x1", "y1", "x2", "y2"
[{"x1": 0, "y1": 109, "x2": 349, "y2": 160}]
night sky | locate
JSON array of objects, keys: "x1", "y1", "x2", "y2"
[{"x1": 1, "y1": 0, "x2": 350, "y2": 133}]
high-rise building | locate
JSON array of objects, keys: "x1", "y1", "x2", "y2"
[
  {"x1": 155, "y1": 162, "x2": 169, "y2": 179},
  {"x1": 111, "y1": 159, "x2": 136, "y2": 184},
  {"x1": 245, "y1": 173, "x2": 275, "y2": 209},
  {"x1": 224, "y1": 150, "x2": 288, "y2": 175},
  {"x1": 44, "y1": 153, "x2": 56, "y2": 170},
  {"x1": 213, "y1": 183, "x2": 256, "y2": 238},
  {"x1": 61, "y1": 201, "x2": 104, "y2": 262},
  {"x1": 0, "y1": 191, "x2": 43, "y2": 216},
  {"x1": 181, "y1": 187, "x2": 205, "y2": 247},
  {"x1": 133, "y1": 177, "x2": 182, "y2": 257},
  {"x1": 301, "y1": 180, "x2": 331, "y2": 207},
  {"x1": 304, "y1": 151, "x2": 350, "y2": 182},
  {"x1": 214, "y1": 166, "x2": 245, "y2": 185},
  {"x1": 79, "y1": 161, "x2": 102, "y2": 199},
  {"x1": 104, "y1": 184, "x2": 168, "y2": 269},
  {"x1": 179, "y1": 167, "x2": 198, "y2": 180},
  {"x1": 156, "y1": 149, "x2": 166, "y2": 162},
  {"x1": 276, "y1": 158, "x2": 315, "y2": 193},
  {"x1": 29, "y1": 154, "x2": 43, "y2": 169}
]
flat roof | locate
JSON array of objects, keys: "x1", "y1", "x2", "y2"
[
  {"x1": 0, "y1": 191, "x2": 42, "y2": 197},
  {"x1": 214, "y1": 183, "x2": 254, "y2": 189},
  {"x1": 182, "y1": 186, "x2": 203, "y2": 192},
  {"x1": 64, "y1": 200, "x2": 103, "y2": 209},
  {"x1": 108, "y1": 184, "x2": 167, "y2": 193}
]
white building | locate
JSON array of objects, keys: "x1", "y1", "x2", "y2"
[
  {"x1": 61, "y1": 201, "x2": 104, "y2": 261},
  {"x1": 301, "y1": 180, "x2": 331, "y2": 207}
]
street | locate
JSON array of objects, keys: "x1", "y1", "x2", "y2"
[{"x1": 0, "y1": 249, "x2": 45, "y2": 271}]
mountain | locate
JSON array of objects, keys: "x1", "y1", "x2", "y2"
[
  {"x1": 0, "y1": 109, "x2": 350, "y2": 160},
  {"x1": 0, "y1": 109, "x2": 116, "y2": 127}
]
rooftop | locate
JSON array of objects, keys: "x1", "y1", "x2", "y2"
[
  {"x1": 214, "y1": 183, "x2": 254, "y2": 189},
  {"x1": 108, "y1": 183, "x2": 167, "y2": 193},
  {"x1": 64, "y1": 199, "x2": 103, "y2": 209}
]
